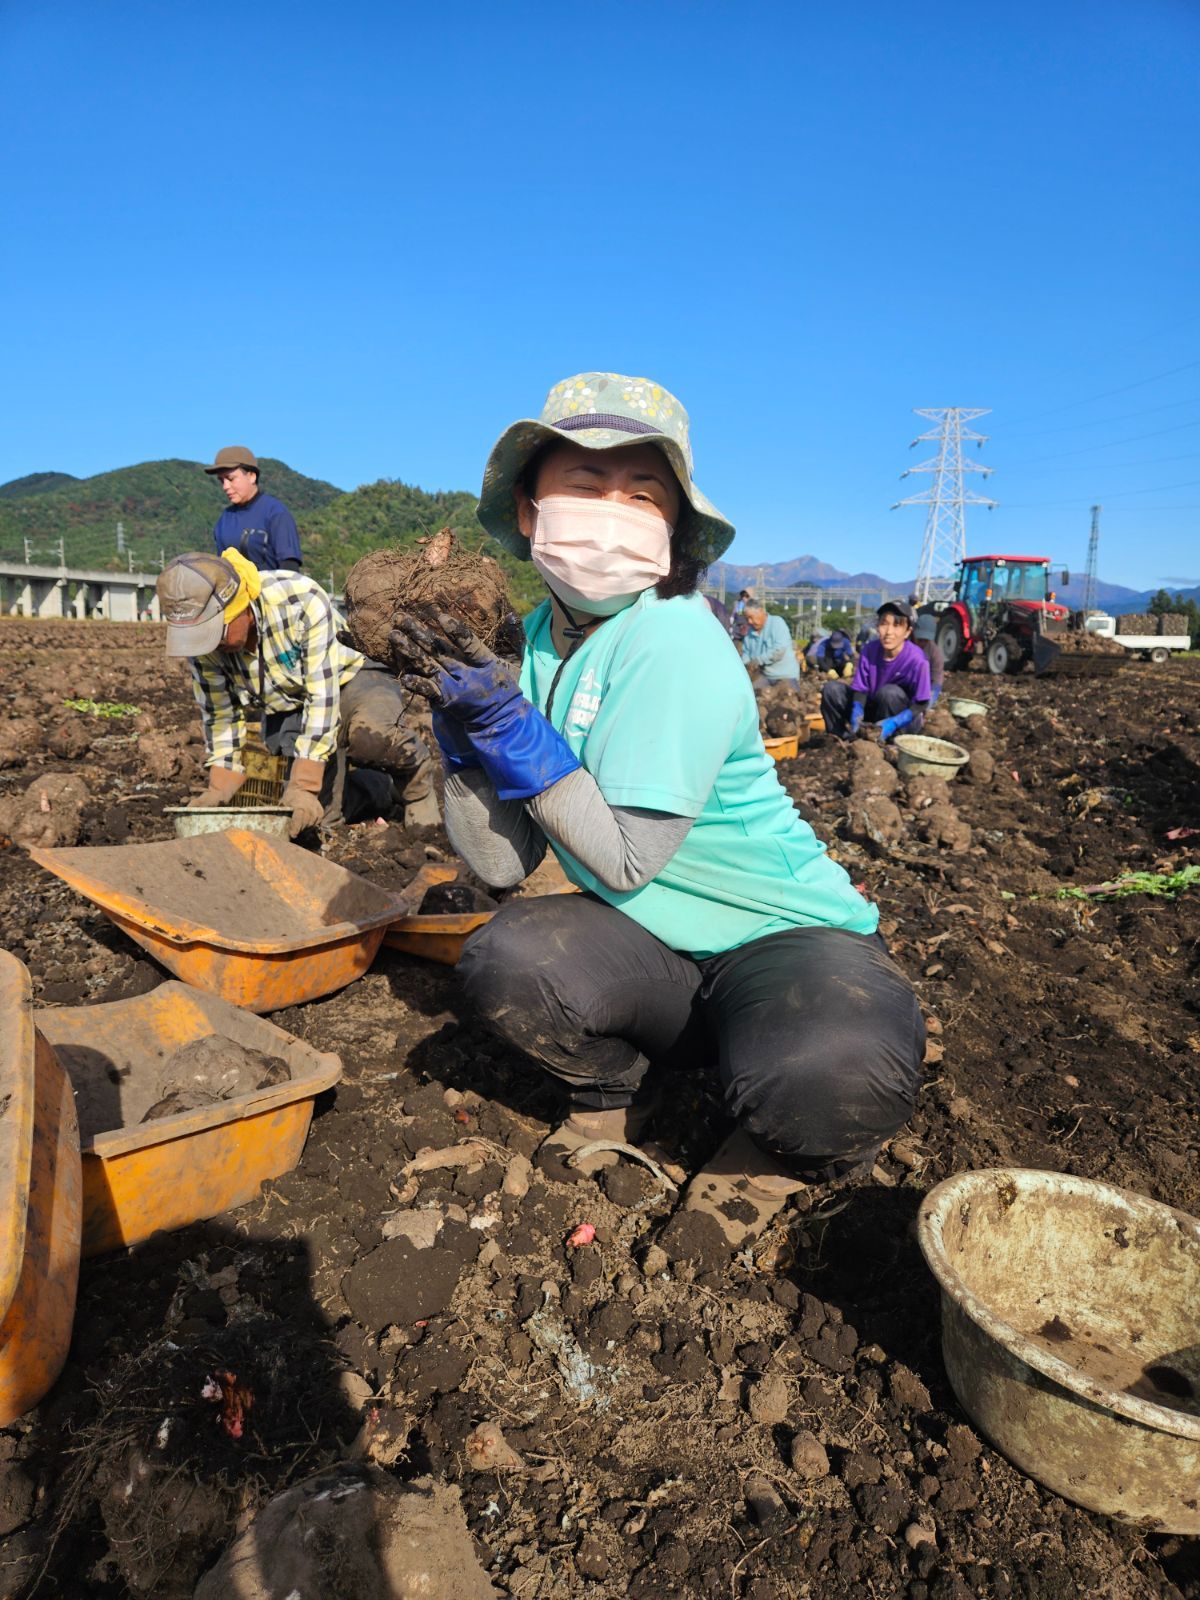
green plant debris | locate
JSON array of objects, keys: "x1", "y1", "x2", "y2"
[
  {"x1": 62, "y1": 698, "x2": 142, "y2": 719},
  {"x1": 1053, "y1": 866, "x2": 1200, "y2": 902}
]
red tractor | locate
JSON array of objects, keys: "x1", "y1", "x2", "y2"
[{"x1": 920, "y1": 554, "x2": 1091, "y2": 676}]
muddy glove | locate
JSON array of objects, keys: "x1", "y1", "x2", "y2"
[
  {"x1": 878, "y1": 709, "x2": 914, "y2": 742},
  {"x1": 390, "y1": 614, "x2": 580, "y2": 802},
  {"x1": 281, "y1": 756, "x2": 326, "y2": 838},
  {"x1": 187, "y1": 765, "x2": 246, "y2": 809},
  {"x1": 847, "y1": 702, "x2": 865, "y2": 739}
]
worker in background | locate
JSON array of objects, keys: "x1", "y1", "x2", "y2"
[
  {"x1": 731, "y1": 588, "x2": 753, "y2": 642},
  {"x1": 806, "y1": 627, "x2": 855, "y2": 678},
  {"x1": 912, "y1": 613, "x2": 944, "y2": 704},
  {"x1": 155, "y1": 551, "x2": 439, "y2": 837},
  {"x1": 206, "y1": 446, "x2": 302, "y2": 572},
  {"x1": 821, "y1": 598, "x2": 931, "y2": 741},
  {"x1": 740, "y1": 602, "x2": 801, "y2": 687},
  {"x1": 389, "y1": 371, "x2": 924, "y2": 1266}
]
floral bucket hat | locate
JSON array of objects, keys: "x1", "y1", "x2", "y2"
[{"x1": 476, "y1": 372, "x2": 735, "y2": 565}]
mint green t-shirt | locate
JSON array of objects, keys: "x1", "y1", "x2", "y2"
[{"x1": 519, "y1": 592, "x2": 878, "y2": 958}]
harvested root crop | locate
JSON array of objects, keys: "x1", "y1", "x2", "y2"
[
  {"x1": 0, "y1": 773, "x2": 89, "y2": 848},
  {"x1": 343, "y1": 527, "x2": 521, "y2": 662}
]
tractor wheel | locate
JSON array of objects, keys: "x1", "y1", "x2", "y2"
[
  {"x1": 1150, "y1": 646, "x2": 1169, "y2": 665},
  {"x1": 935, "y1": 616, "x2": 964, "y2": 670},
  {"x1": 986, "y1": 633, "x2": 1024, "y2": 676}
]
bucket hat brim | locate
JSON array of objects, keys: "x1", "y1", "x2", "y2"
[{"x1": 476, "y1": 418, "x2": 735, "y2": 566}]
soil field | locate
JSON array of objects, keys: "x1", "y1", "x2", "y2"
[{"x1": 1, "y1": 614, "x2": 1200, "y2": 1598}]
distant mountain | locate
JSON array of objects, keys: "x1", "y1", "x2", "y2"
[{"x1": 0, "y1": 471, "x2": 79, "y2": 500}]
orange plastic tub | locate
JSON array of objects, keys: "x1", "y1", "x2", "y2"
[
  {"x1": 35, "y1": 981, "x2": 342, "y2": 1257},
  {"x1": 382, "y1": 862, "x2": 490, "y2": 965},
  {"x1": 0, "y1": 952, "x2": 82, "y2": 1423},
  {"x1": 29, "y1": 829, "x2": 408, "y2": 1012},
  {"x1": 764, "y1": 734, "x2": 800, "y2": 761}
]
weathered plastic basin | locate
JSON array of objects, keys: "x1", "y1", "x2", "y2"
[
  {"x1": 0, "y1": 952, "x2": 81, "y2": 1422},
  {"x1": 894, "y1": 734, "x2": 969, "y2": 781},
  {"x1": 165, "y1": 805, "x2": 291, "y2": 840},
  {"x1": 919, "y1": 1168, "x2": 1200, "y2": 1530},
  {"x1": 946, "y1": 698, "x2": 988, "y2": 721},
  {"x1": 36, "y1": 982, "x2": 342, "y2": 1256},
  {"x1": 29, "y1": 830, "x2": 407, "y2": 1012}
]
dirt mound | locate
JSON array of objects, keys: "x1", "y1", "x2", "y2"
[
  {"x1": 0, "y1": 716, "x2": 42, "y2": 768},
  {"x1": 0, "y1": 772, "x2": 89, "y2": 848},
  {"x1": 141, "y1": 1036, "x2": 291, "y2": 1121},
  {"x1": 343, "y1": 528, "x2": 518, "y2": 662},
  {"x1": 195, "y1": 1466, "x2": 499, "y2": 1600}
]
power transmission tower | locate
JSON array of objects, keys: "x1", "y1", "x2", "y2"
[
  {"x1": 1081, "y1": 504, "x2": 1101, "y2": 614},
  {"x1": 892, "y1": 409, "x2": 998, "y2": 602}
]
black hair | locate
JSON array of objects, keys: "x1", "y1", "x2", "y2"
[{"x1": 520, "y1": 443, "x2": 706, "y2": 600}]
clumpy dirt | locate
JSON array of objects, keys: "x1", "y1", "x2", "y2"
[
  {"x1": 140, "y1": 1036, "x2": 290, "y2": 1122},
  {"x1": 343, "y1": 529, "x2": 519, "y2": 662},
  {"x1": 2, "y1": 615, "x2": 1200, "y2": 1597}
]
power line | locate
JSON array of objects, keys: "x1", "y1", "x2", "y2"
[
  {"x1": 1009, "y1": 357, "x2": 1200, "y2": 426},
  {"x1": 1003, "y1": 395, "x2": 1200, "y2": 440},
  {"x1": 1004, "y1": 416, "x2": 1200, "y2": 468}
]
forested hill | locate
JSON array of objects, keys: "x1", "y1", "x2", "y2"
[{"x1": 0, "y1": 457, "x2": 548, "y2": 612}]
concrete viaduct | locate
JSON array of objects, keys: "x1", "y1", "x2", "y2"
[{"x1": 0, "y1": 560, "x2": 162, "y2": 623}]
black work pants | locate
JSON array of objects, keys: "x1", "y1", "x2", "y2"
[
  {"x1": 821, "y1": 679, "x2": 910, "y2": 738},
  {"x1": 458, "y1": 893, "x2": 924, "y2": 1178}
]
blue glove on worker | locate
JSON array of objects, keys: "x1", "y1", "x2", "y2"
[
  {"x1": 847, "y1": 702, "x2": 865, "y2": 739},
  {"x1": 878, "y1": 709, "x2": 914, "y2": 742},
  {"x1": 929, "y1": 684, "x2": 942, "y2": 706},
  {"x1": 431, "y1": 708, "x2": 481, "y2": 772},
  {"x1": 390, "y1": 615, "x2": 581, "y2": 801}
]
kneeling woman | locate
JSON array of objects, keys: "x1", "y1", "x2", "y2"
[{"x1": 393, "y1": 373, "x2": 925, "y2": 1265}]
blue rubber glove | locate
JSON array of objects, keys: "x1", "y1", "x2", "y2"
[
  {"x1": 391, "y1": 615, "x2": 581, "y2": 802},
  {"x1": 431, "y1": 707, "x2": 481, "y2": 772},
  {"x1": 848, "y1": 702, "x2": 865, "y2": 738},
  {"x1": 878, "y1": 709, "x2": 914, "y2": 742},
  {"x1": 929, "y1": 684, "x2": 942, "y2": 706}
]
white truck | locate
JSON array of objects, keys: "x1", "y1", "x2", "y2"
[{"x1": 1083, "y1": 613, "x2": 1191, "y2": 664}]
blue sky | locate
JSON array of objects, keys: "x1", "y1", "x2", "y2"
[{"x1": 2, "y1": 0, "x2": 1196, "y2": 589}]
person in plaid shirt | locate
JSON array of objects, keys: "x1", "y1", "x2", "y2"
[{"x1": 156, "y1": 551, "x2": 438, "y2": 836}]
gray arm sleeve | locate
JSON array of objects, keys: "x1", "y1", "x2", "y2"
[
  {"x1": 443, "y1": 767, "x2": 694, "y2": 894},
  {"x1": 527, "y1": 767, "x2": 694, "y2": 891},
  {"x1": 444, "y1": 769, "x2": 547, "y2": 889}
]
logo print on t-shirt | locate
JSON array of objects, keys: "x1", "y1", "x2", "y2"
[{"x1": 565, "y1": 668, "x2": 602, "y2": 736}]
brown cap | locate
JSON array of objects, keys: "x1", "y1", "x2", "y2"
[
  {"x1": 204, "y1": 445, "x2": 258, "y2": 475},
  {"x1": 156, "y1": 553, "x2": 240, "y2": 656}
]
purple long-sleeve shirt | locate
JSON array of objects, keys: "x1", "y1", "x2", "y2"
[{"x1": 851, "y1": 638, "x2": 931, "y2": 702}]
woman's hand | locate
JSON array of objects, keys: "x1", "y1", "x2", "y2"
[
  {"x1": 387, "y1": 613, "x2": 580, "y2": 802},
  {"x1": 388, "y1": 614, "x2": 523, "y2": 727}
]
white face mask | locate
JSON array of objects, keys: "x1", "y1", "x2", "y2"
[{"x1": 530, "y1": 495, "x2": 673, "y2": 617}]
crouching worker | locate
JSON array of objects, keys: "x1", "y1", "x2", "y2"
[
  {"x1": 389, "y1": 373, "x2": 925, "y2": 1267},
  {"x1": 821, "y1": 598, "x2": 931, "y2": 742},
  {"x1": 156, "y1": 551, "x2": 439, "y2": 837},
  {"x1": 741, "y1": 603, "x2": 801, "y2": 687},
  {"x1": 806, "y1": 627, "x2": 855, "y2": 679}
]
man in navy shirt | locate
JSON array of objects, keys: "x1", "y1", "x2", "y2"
[{"x1": 205, "y1": 445, "x2": 303, "y2": 572}]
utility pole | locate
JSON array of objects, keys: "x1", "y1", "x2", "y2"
[
  {"x1": 1082, "y1": 505, "x2": 1101, "y2": 615},
  {"x1": 116, "y1": 520, "x2": 125, "y2": 555},
  {"x1": 893, "y1": 409, "x2": 998, "y2": 602}
]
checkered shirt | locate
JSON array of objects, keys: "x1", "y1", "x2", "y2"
[{"x1": 190, "y1": 572, "x2": 363, "y2": 769}]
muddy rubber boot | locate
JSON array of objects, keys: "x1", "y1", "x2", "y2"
[
  {"x1": 535, "y1": 1101, "x2": 658, "y2": 1185},
  {"x1": 660, "y1": 1127, "x2": 807, "y2": 1269}
]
